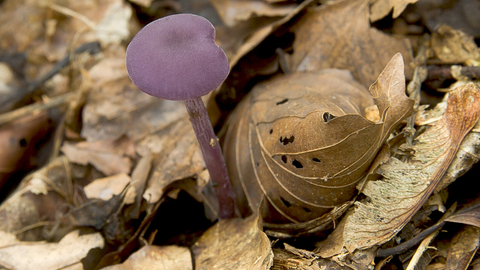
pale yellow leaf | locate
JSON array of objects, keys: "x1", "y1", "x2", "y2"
[{"x1": 344, "y1": 83, "x2": 480, "y2": 251}]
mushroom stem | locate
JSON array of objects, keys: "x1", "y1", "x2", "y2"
[{"x1": 184, "y1": 98, "x2": 235, "y2": 219}]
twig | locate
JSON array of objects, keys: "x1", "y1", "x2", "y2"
[
  {"x1": 0, "y1": 91, "x2": 75, "y2": 125},
  {"x1": 0, "y1": 41, "x2": 101, "y2": 113},
  {"x1": 427, "y1": 65, "x2": 480, "y2": 81}
]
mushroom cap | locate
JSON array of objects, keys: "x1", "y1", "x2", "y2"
[{"x1": 126, "y1": 14, "x2": 229, "y2": 101}]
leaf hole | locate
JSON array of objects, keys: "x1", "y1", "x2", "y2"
[
  {"x1": 292, "y1": 159, "x2": 303, "y2": 168},
  {"x1": 269, "y1": 129, "x2": 273, "y2": 134},
  {"x1": 322, "y1": 112, "x2": 336, "y2": 123},
  {"x1": 281, "y1": 155, "x2": 287, "y2": 163},
  {"x1": 276, "y1": 98, "x2": 288, "y2": 105},
  {"x1": 303, "y1": 207, "x2": 311, "y2": 213},
  {"x1": 312, "y1": 158, "x2": 321, "y2": 163},
  {"x1": 19, "y1": 138, "x2": 27, "y2": 147},
  {"x1": 279, "y1": 135, "x2": 295, "y2": 145},
  {"x1": 280, "y1": 197, "x2": 291, "y2": 208}
]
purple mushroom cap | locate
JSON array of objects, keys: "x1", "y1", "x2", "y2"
[{"x1": 126, "y1": 14, "x2": 229, "y2": 101}]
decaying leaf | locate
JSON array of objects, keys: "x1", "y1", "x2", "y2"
[
  {"x1": 84, "y1": 173, "x2": 132, "y2": 201},
  {"x1": 0, "y1": 111, "x2": 50, "y2": 188},
  {"x1": 61, "y1": 136, "x2": 135, "y2": 176},
  {"x1": 0, "y1": 230, "x2": 104, "y2": 270},
  {"x1": 101, "y1": 245, "x2": 192, "y2": 270},
  {"x1": 286, "y1": 0, "x2": 414, "y2": 87},
  {"x1": 445, "y1": 225, "x2": 480, "y2": 270},
  {"x1": 0, "y1": 157, "x2": 71, "y2": 241},
  {"x1": 192, "y1": 214, "x2": 273, "y2": 270},
  {"x1": 225, "y1": 53, "x2": 413, "y2": 228},
  {"x1": 344, "y1": 83, "x2": 480, "y2": 252},
  {"x1": 431, "y1": 24, "x2": 480, "y2": 64},
  {"x1": 211, "y1": 0, "x2": 297, "y2": 27},
  {"x1": 141, "y1": 117, "x2": 208, "y2": 204},
  {"x1": 369, "y1": 0, "x2": 420, "y2": 22}
]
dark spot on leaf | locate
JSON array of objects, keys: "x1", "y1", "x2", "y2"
[
  {"x1": 269, "y1": 129, "x2": 273, "y2": 134},
  {"x1": 281, "y1": 155, "x2": 287, "y2": 163},
  {"x1": 256, "y1": 162, "x2": 260, "y2": 167},
  {"x1": 279, "y1": 135, "x2": 295, "y2": 145},
  {"x1": 312, "y1": 158, "x2": 321, "y2": 163},
  {"x1": 322, "y1": 112, "x2": 336, "y2": 123},
  {"x1": 292, "y1": 159, "x2": 303, "y2": 168},
  {"x1": 303, "y1": 207, "x2": 311, "y2": 213},
  {"x1": 19, "y1": 138, "x2": 27, "y2": 147},
  {"x1": 280, "y1": 197, "x2": 291, "y2": 208},
  {"x1": 276, "y1": 98, "x2": 288, "y2": 105}
]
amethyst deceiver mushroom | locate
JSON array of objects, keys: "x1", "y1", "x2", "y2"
[{"x1": 126, "y1": 13, "x2": 235, "y2": 219}]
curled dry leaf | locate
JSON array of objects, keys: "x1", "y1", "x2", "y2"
[
  {"x1": 224, "y1": 53, "x2": 413, "y2": 229},
  {"x1": 286, "y1": 0, "x2": 414, "y2": 87},
  {"x1": 210, "y1": 0, "x2": 297, "y2": 27},
  {"x1": 192, "y1": 214, "x2": 273, "y2": 270},
  {"x1": 0, "y1": 111, "x2": 50, "y2": 188},
  {"x1": 0, "y1": 230, "x2": 104, "y2": 270},
  {"x1": 101, "y1": 245, "x2": 192, "y2": 270},
  {"x1": 344, "y1": 83, "x2": 480, "y2": 252}
]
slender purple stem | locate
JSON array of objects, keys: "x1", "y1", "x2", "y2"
[{"x1": 184, "y1": 98, "x2": 235, "y2": 219}]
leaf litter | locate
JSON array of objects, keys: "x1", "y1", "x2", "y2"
[{"x1": 1, "y1": 0, "x2": 480, "y2": 269}]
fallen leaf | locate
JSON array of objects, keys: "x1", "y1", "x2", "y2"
[
  {"x1": 211, "y1": 0, "x2": 297, "y2": 27},
  {"x1": 0, "y1": 230, "x2": 104, "y2": 270},
  {"x1": 431, "y1": 24, "x2": 480, "y2": 64},
  {"x1": 61, "y1": 136, "x2": 135, "y2": 176},
  {"x1": 141, "y1": 117, "x2": 207, "y2": 204},
  {"x1": 416, "y1": 0, "x2": 480, "y2": 37},
  {"x1": 192, "y1": 214, "x2": 273, "y2": 270},
  {"x1": 343, "y1": 83, "x2": 480, "y2": 252},
  {"x1": 0, "y1": 157, "x2": 71, "y2": 241},
  {"x1": 445, "y1": 225, "x2": 480, "y2": 270},
  {"x1": 0, "y1": 111, "x2": 50, "y2": 188},
  {"x1": 84, "y1": 173, "x2": 132, "y2": 200},
  {"x1": 369, "y1": 0, "x2": 420, "y2": 22},
  {"x1": 286, "y1": 0, "x2": 414, "y2": 87},
  {"x1": 101, "y1": 245, "x2": 192, "y2": 270},
  {"x1": 445, "y1": 201, "x2": 480, "y2": 228},
  {"x1": 224, "y1": 53, "x2": 413, "y2": 228}
]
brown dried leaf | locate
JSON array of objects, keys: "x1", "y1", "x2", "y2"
[
  {"x1": 445, "y1": 225, "x2": 480, "y2": 270},
  {"x1": 141, "y1": 118, "x2": 207, "y2": 204},
  {"x1": 211, "y1": 0, "x2": 296, "y2": 27},
  {"x1": 287, "y1": 0, "x2": 413, "y2": 87},
  {"x1": 0, "y1": 157, "x2": 70, "y2": 241},
  {"x1": 446, "y1": 202, "x2": 480, "y2": 228},
  {"x1": 192, "y1": 214, "x2": 273, "y2": 270},
  {"x1": 0, "y1": 111, "x2": 50, "y2": 186},
  {"x1": 101, "y1": 245, "x2": 192, "y2": 270},
  {"x1": 431, "y1": 24, "x2": 480, "y2": 64},
  {"x1": 61, "y1": 136, "x2": 135, "y2": 176},
  {"x1": 0, "y1": 230, "x2": 104, "y2": 270},
  {"x1": 225, "y1": 53, "x2": 413, "y2": 226},
  {"x1": 344, "y1": 83, "x2": 480, "y2": 251},
  {"x1": 84, "y1": 173, "x2": 132, "y2": 200},
  {"x1": 369, "y1": 0, "x2": 420, "y2": 22}
]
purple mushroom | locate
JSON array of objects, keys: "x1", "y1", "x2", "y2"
[{"x1": 126, "y1": 13, "x2": 235, "y2": 219}]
